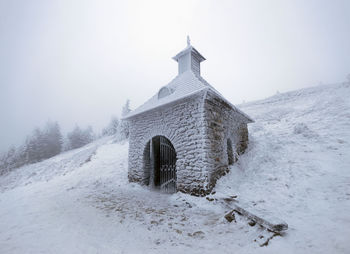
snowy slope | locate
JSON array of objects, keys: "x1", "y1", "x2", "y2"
[
  {"x1": 215, "y1": 82, "x2": 350, "y2": 253},
  {"x1": 1, "y1": 83, "x2": 350, "y2": 254}
]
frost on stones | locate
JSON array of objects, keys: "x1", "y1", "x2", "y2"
[{"x1": 124, "y1": 38, "x2": 253, "y2": 196}]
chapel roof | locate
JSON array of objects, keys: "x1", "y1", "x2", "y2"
[{"x1": 123, "y1": 38, "x2": 253, "y2": 123}]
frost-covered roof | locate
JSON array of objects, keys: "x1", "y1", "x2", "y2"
[
  {"x1": 124, "y1": 39, "x2": 253, "y2": 122},
  {"x1": 123, "y1": 70, "x2": 253, "y2": 123},
  {"x1": 197, "y1": 75, "x2": 254, "y2": 123},
  {"x1": 123, "y1": 71, "x2": 208, "y2": 119}
]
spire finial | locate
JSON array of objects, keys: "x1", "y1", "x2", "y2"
[{"x1": 187, "y1": 35, "x2": 191, "y2": 46}]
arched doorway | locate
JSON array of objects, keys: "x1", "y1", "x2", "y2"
[{"x1": 143, "y1": 136, "x2": 177, "y2": 193}]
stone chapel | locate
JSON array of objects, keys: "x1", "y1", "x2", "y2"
[{"x1": 124, "y1": 38, "x2": 253, "y2": 196}]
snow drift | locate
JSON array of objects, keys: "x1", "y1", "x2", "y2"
[{"x1": 1, "y1": 82, "x2": 350, "y2": 253}]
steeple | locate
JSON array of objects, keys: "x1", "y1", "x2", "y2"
[{"x1": 172, "y1": 36, "x2": 206, "y2": 76}]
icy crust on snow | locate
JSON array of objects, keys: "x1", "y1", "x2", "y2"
[
  {"x1": 215, "y1": 82, "x2": 350, "y2": 253},
  {"x1": 0, "y1": 82, "x2": 350, "y2": 253}
]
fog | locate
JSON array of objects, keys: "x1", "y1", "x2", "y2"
[{"x1": 1, "y1": 0, "x2": 349, "y2": 152}]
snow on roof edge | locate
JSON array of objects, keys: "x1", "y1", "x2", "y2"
[
  {"x1": 122, "y1": 87, "x2": 207, "y2": 120},
  {"x1": 123, "y1": 85, "x2": 254, "y2": 123},
  {"x1": 196, "y1": 75, "x2": 254, "y2": 123},
  {"x1": 172, "y1": 46, "x2": 206, "y2": 62},
  {"x1": 207, "y1": 88, "x2": 254, "y2": 123}
]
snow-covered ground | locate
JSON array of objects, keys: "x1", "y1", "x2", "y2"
[{"x1": 1, "y1": 82, "x2": 350, "y2": 253}]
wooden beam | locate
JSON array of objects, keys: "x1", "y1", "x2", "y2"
[{"x1": 222, "y1": 198, "x2": 288, "y2": 233}]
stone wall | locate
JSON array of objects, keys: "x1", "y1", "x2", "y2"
[
  {"x1": 127, "y1": 91, "x2": 210, "y2": 195},
  {"x1": 203, "y1": 90, "x2": 249, "y2": 190},
  {"x1": 128, "y1": 89, "x2": 250, "y2": 196}
]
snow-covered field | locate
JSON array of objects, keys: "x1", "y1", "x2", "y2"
[{"x1": 1, "y1": 83, "x2": 350, "y2": 253}]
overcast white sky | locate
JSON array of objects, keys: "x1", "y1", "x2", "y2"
[{"x1": 0, "y1": 0, "x2": 349, "y2": 152}]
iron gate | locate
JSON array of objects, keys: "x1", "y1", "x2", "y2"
[{"x1": 159, "y1": 136, "x2": 177, "y2": 193}]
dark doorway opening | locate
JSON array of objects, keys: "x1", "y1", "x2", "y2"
[
  {"x1": 144, "y1": 136, "x2": 177, "y2": 193},
  {"x1": 227, "y1": 139, "x2": 234, "y2": 165}
]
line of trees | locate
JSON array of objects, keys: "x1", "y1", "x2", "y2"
[
  {"x1": 0, "y1": 100, "x2": 131, "y2": 176},
  {"x1": 0, "y1": 121, "x2": 95, "y2": 175}
]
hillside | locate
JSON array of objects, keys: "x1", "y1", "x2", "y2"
[{"x1": 1, "y1": 82, "x2": 350, "y2": 254}]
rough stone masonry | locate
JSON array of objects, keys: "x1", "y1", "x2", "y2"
[{"x1": 124, "y1": 38, "x2": 253, "y2": 196}]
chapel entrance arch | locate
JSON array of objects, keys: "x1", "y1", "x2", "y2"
[{"x1": 143, "y1": 136, "x2": 177, "y2": 193}]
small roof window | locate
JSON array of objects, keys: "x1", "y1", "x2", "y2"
[{"x1": 158, "y1": 87, "x2": 174, "y2": 99}]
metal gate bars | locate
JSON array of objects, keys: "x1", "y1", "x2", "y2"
[{"x1": 159, "y1": 136, "x2": 177, "y2": 194}]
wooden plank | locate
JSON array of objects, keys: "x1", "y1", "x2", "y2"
[
  {"x1": 222, "y1": 199, "x2": 288, "y2": 232},
  {"x1": 233, "y1": 204, "x2": 288, "y2": 232}
]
